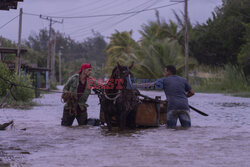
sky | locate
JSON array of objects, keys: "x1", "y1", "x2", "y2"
[{"x1": 0, "y1": 0, "x2": 222, "y2": 43}]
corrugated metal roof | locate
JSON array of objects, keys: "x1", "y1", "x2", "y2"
[{"x1": 0, "y1": 0, "x2": 23, "y2": 11}]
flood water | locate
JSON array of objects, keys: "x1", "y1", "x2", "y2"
[{"x1": 1, "y1": 86, "x2": 250, "y2": 167}]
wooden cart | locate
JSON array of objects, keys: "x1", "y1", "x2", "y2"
[{"x1": 99, "y1": 96, "x2": 168, "y2": 127}]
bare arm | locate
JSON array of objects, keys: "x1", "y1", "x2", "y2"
[
  {"x1": 186, "y1": 89, "x2": 194, "y2": 97},
  {"x1": 132, "y1": 82, "x2": 155, "y2": 89}
]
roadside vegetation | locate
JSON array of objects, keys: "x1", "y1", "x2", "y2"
[
  {"x1": 0, "y1": 0, "x2": 249, "y2": 104},
  {"x1": 0, "y1": 62, "x2": 35, "y2": 108},
  {"x1": 191, "y1": 64, "x2": 250, "y2": 97},
  {"x1": 104, "y1": 0, "x2": 250, "y2": 96}
]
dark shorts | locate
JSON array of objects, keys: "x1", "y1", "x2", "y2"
[
  {"x1": 167, "y1": 110, "x2": 191, "y2": 128},
  {"x1": 61, "y1": 106, "x2": 88, "y2": 126}
]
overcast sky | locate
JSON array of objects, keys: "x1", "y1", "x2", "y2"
[{"x1": 0, "y1": 0, "x2": 222, "y2": 42}]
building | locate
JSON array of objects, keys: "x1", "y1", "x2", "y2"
[{"x1": 0, "y1": 0, "x2": 23, "y2": 11}]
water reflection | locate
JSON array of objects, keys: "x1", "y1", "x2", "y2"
[{"x1": 0, "y1": 90, "x2": 250, "y2": 167}]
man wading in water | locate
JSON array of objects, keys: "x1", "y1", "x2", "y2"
[
  {"x1": 61, "y1": 63, "x2": 96, "y2": 126},
  {"x1": 135, "y1": 65, "x2": 194, "y2": 128}
]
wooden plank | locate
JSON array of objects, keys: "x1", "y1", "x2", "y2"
[
  {"x1": 35, "y1": 71, "x2": 41, "y2": 98},
  {"x1": 45, "y1": 71, "x2": 50, "y2": 89},
  {"x1": 136, "y1": 102, "x2": 159, "y2": 127},
  {"x1": 0, "y1": 47, "x2": 27, "y2": 54},
  {"x1": 159, "y1": 101, "x2": 168, "y2": 125}
]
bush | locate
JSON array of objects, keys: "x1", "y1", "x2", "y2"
[
  {"x1": 221, "y1": 64, "x2": 249, "y2": 91},
  {"x1": 0, "y1": 62, "x2": 34, "y2": 102},
  {"x1": 11, "y1": 73, "x2": 35, "y2": 102},
  {"x1": 0, "y1": 62, "x2": 13, "y2": 96},
  {"x1": 50, "y1": 80, "x2": 58, "y2": 90},
  {"x1": 194, "y1": 64, "x2": 250, "y2": 93}
]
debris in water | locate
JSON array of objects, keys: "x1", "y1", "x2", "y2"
[
  {"x1": 219, "y1": 102, "x2": 248, "y2": 108},
  {"x1": 0, "y1": 121, "x2": 13, "y2": 130}
]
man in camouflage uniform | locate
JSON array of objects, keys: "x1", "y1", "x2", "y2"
[{"x1": 61, "y1": 63, "x2": 93, "y2": 126}]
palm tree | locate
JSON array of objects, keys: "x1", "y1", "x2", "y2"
[
  {"x1": 104, "y1": 30, "x2": 137, "y2": 73},
  {"x1": 133, "y1": 39, "x2": 184, "y2": 79},
  {"x1": 134, "y1": 11, "x2": 196, "y2": 79}
]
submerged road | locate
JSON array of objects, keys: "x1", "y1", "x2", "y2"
[{"x1": 0, "y1": 87, "x2": 250, "y2": 167}]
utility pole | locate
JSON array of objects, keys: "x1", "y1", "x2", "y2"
[
  {"x1": 170, "y1": 0, "x2": 189, "y2": 81},
  {"x1": 0, "y1": 40, "x2": 2, "y2": 60},
  {"x1": 58, "y1": 50, "x2": 62, "y2": 85},
  {"x1": 184, "y1": 0, "x2": 189, "y2": 81},
  {"x1": 16, "y1": 8, "x2": 23, "y2": 76},
  {"x1": 39, "y1": 15, "x2": 63, "y2": 83},
  {"x1": 47, "y1": 18, "x2": 52, "y2": 69},
  {"x1": 51, "y1": 32, "x2": 56, "y2": 82}
]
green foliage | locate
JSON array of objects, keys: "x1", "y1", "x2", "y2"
[
  {"x1": 0, "y1": 36, "x2": 16, "y2": 47},
  {"x1": 11, "y1": 73, "x2": 35, "y2": 102},
  {"x1": 104, "y1": 12, "x2": 196, "y2": 79},
  {"x1": 25, "y1": 29, "x2": 107, "y2": 83},
  {"x1": 238, "y1": 23, "x2": 250, "y2": 76},
  {"x1": 49, "y1": 80, "x2": 58, "y2": 90},
  {"x1": 0, "y1": 62, "x2": 34, "y2": 102},
  {"x1": 194, "y1": 64, "x2": 250, "y2": 93},
  {"x1": 133, "y1": 39, "x2": 184, "y2": 79},
  {"x1": 0, "y1": 62, "x2": 12, "y2": 96},
  {"x1": 0, "y1": 37, "x2": 17, "y2": 62},
  {"x1": 105, "y1": 30, "x2": 137, "y2": 73},
  {"x1": 190, "y1": 0, "x2": 250, "y2": 67}
]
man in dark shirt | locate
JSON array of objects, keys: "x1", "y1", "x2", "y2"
[{"x1": 135, "y1": 65, "x2": 194, "y2": 128}]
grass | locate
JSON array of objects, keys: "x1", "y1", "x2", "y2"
[
  {"x1": 190, "y1": 64, "x2": 250, "y2": 98},
  {"x1": 0, "y1": 97, "x2": 38, "y2": 110},
  {"x1": 229, "y1": 92, "x2": 250, "y2": 98}
]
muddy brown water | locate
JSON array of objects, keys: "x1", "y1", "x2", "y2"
[{"x1": 0, "y1": 86, "x2": 250, "y2": 167}]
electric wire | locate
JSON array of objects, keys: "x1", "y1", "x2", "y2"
[
  {"x1": 77, "y1": 0, "x2": 118, "y2": 15},
  {"x1": 23, "y1": 2, "x2": 184, "y2": 19},
  {"x1": 62, "y1": 0, "x2": 128, "y2": 32},
  {"x1": 45, "y1": 0, "x2": 101, "y2": 15},
  {"x1": 70, "y1": 0, "x2": 176, "y2": 38},
  {"x1": 99, "y1": 0, "x2": 161, "y2": 33},
  {"x1": 0, "y1": 14, "x2": 19, "y2": 30},
  {"x1": 69, "y1": 0, "x2": 157, "y2": 36},
  {"x1": 50, "y1": 0, "x2": 117, "y2": 18}
]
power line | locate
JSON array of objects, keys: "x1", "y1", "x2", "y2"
[
  {"x1": 71, "y1": 1, "x2": 180, "y2": 39},
  {"x1": 23, "y1": 2, "x2": 184, "y2": 19},
  {"x1": 0, "y1": 15, "x2": 19, "y2": 30},
  {"x1": 61, "y1": 0, "x2": 128, "y2": 32},
  {"x1": 76, "y1": 0, "x2": 161, "y2": 38},
  {"x1": 78, "y1": 0, "x2": 118, "y2": 15},
  {"x1": 69, "y1": 0, "x2": 157, "y2": 36},
  {"x1": 45, "y1": 0, "x2": 101, "y2": 16},
  {"x1": 106, "y1": 0, "x2": 161, "y2": 30}
]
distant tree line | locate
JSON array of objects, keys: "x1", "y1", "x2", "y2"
[
  {"x1": 25, "y1": 29, "x2": 107, "y2": 82},
  {"x1": 190, "y1": 0, "x2": 250, "y2": 76},
  {"x1": 1, "y1": 0, "x2": 249, "y2": 84},
  {"x1": 104, "y1": 0, "x2": 250, "y2": 80}
]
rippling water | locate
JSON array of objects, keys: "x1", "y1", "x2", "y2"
[{"x1": 1, "y1": 87, "x2": 250, "y2": 167}]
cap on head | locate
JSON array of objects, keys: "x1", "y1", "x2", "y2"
[{"x1": 78, "y1": 63, "x2": 92, "y2": 74}]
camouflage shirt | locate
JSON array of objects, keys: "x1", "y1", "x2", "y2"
[{"x1": 63, "y1": 74, "x2": 91, "y2": 111}]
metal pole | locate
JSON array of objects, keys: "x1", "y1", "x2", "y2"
[
  {"x1": 47, "y1": 18, "x2": 52, "y2": 69},
  {"x1": 58, "y1": 51, "x2": 62, "y2": 85},
  {"x1": 51, "y1": 32, "x2": 56, "y2": 82},
  {"x1": 0, "y1": 41, "x2": 2, "y2": 60},
  {"x1": 39, "y1": 15, "x2": 63, "y2": 85},
  {"x1": 17, "y1": 8, "x2": 23, "y2": 76},
  {"x1": 184, "y1": 0, "x2": 189, "y2": 81},
  {"x1": 45, "y1": 71, "x2": 50, "y2": 89}
]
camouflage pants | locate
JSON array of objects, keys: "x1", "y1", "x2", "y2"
[{"x1": 61, "y1": 106, "x2": 88, "y2": 126}]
